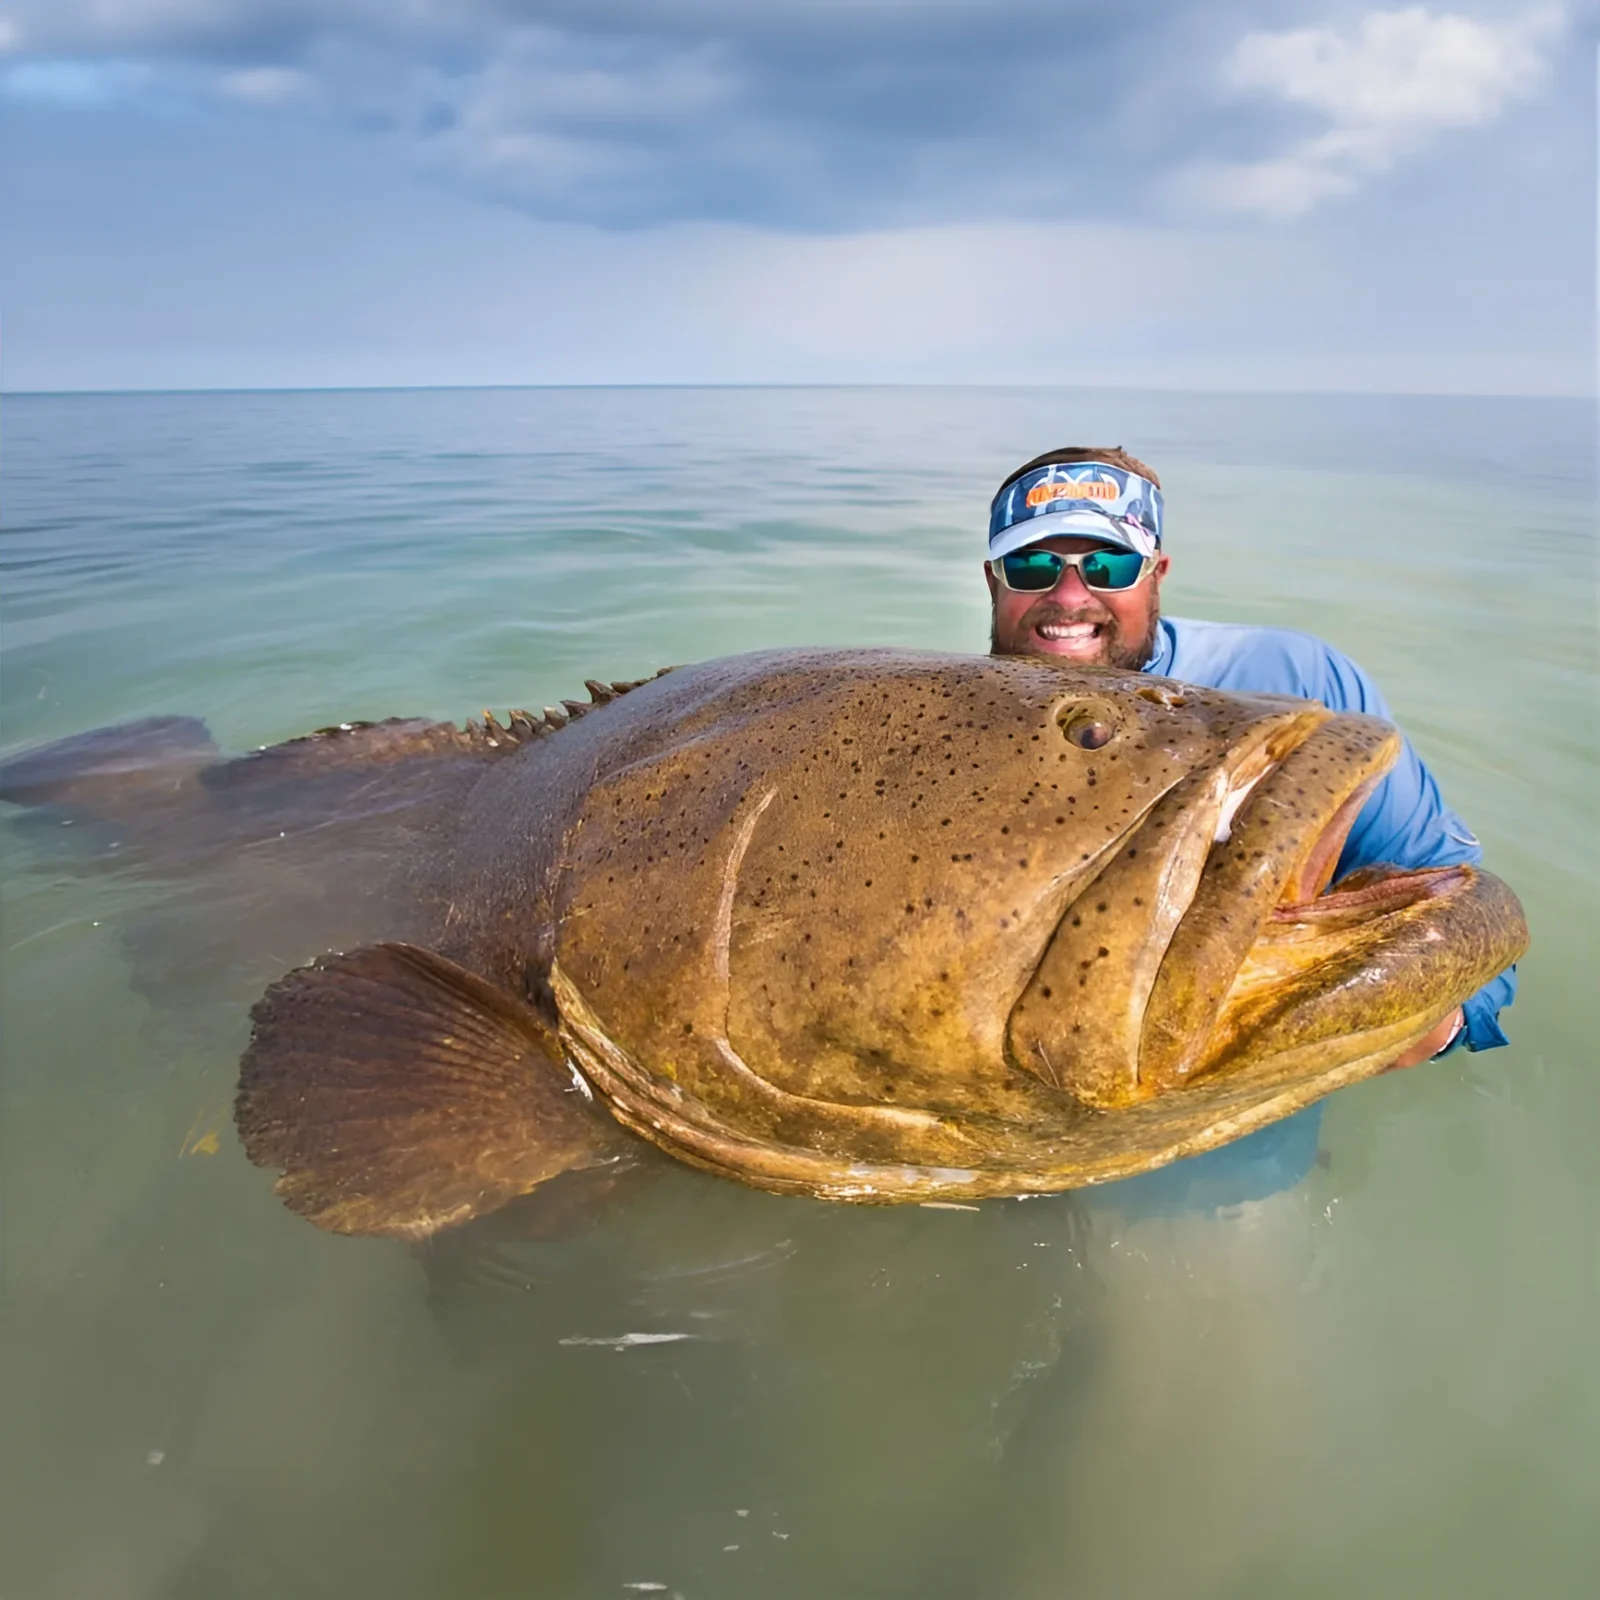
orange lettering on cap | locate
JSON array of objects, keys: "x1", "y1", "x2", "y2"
[{"x1": 1024, "y1": 480, "x2": 1117, "y2": 508}]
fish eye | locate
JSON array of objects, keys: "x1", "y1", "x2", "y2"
[{"x1": 1063, "y1": 713, "x2": 1116, "y2": 751}]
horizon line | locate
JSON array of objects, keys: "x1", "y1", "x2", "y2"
[{"x1": 2, "y1": 380, "x2": 1593, "y2": 403}]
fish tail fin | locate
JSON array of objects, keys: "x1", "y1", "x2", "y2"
[
  {"x1": 0, "y1": 716, "x2": 218, "y2": 822},
  {"x1": 235, "y1": 943, "x2": 626, "y2": 1239}
]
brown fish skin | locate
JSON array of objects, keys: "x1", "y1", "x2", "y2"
[
  {"x1": 212, "y1": 647, "x2": 1525, "y2": 1230},
  {"x1": 550, "y1": 654, "x2": 1308, "y2": 1132},
  {"x1": 455, "y1": 649, "x2": 1521, "y2": 1202}
]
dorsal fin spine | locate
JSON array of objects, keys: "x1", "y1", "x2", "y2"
[{"x1": 467, "y1": 667, "x2": 672, "y2": 755}]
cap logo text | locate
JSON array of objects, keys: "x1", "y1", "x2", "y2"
[{"x1": 1024, "y1": 479, "x2": 1118, "y2": 508}]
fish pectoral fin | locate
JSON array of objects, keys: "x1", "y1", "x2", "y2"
[{"x1": 235, "y1": 942, "x2": 628, "y2": 1240}]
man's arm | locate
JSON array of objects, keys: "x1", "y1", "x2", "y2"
[
  {"x1": 1388, "y1": 1008, "x2": 1465, "y2": 1071},
  {"x1": 1318, "y1": 647, "x2": 1516, "y2": 1054}
]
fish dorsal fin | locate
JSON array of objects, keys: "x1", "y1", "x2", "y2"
[
  {"x1": 458, "y1": 665, "x2": 678, "y2": 745},
  {"x1": 4, "y1": 667, "x2": 683, "y2": 814},
  {"x1": 220, "y1": 717, "x2": 513, "y2": 780},
  {"x1": 203, "y1": 676, "x2": 651, "y2": 785},
  {"x1": 2, "y1": 668, "x2": 684, "y2": 850},
  {"x1": 236, "y1": 943, "x2": 628, "y2": 1238}
]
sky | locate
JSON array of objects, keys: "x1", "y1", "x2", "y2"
[{"x1": 0, "y1": 1, "x2": 1592, "y2": 393}]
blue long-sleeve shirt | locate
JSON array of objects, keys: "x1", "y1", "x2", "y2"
[{"x1": 1085, "y1": 615, "x2": 1515, "y2": 1217}]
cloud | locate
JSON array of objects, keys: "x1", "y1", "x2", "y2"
[
  {"x1": 403, "y1": 28, "x2": 745, "y2": 220},
  {"x1": 2, "y1": 19, "x2": 1589, "y2": 397},
  {"x1": 1189, "y1": 5, "x2": 1562, "y2": 219},
  {"x1": 0, "y1": 0, "x2": 1229, "y2": 226},
  {"x1": 217, "y1": 64, "x2": 314, "y2": 104},
  {"x1": 0, "y1": 1, "x2": 1572, "y2": 229}
]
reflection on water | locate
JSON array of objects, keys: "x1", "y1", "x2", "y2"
[{"x1": 2, "y1": 388, "x2": 1595, "y2": 1598}]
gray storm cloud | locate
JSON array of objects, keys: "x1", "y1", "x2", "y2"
[
  {"x1": 0, "y1": 1, "x2": 1585, "y2": 393},
  {"x1": 0, "y1": 1, "x2": 1567, "y2": 228}
]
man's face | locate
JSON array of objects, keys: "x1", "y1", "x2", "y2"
[{"x1": 987, "y1": 536, "x2": 1169, "y2": 670}]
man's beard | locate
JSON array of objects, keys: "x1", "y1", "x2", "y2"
[{"x1": 990, "y1": 597, "x2": 1161, "y2": 671}]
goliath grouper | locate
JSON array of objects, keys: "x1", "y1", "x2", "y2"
[{"x1": 0, "y1": 649, "x2": 1527, "y2": 1238}]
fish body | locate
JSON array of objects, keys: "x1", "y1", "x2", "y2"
[{"x1": 2, "y1": 649, "x2": 1528, "y2": 1237}]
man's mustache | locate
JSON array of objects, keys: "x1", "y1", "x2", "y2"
[{"x1": 1021, "y1": 600, "x2": 1119, "y2": 630}]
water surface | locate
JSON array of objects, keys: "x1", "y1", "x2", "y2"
[{"x1": 2, "y1": 387, "x2": 1595, "y2": 1599}]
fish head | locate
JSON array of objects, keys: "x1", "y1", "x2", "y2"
[{"x1": 553, "y1": 649, "x2": 1526, "y2": 1192}]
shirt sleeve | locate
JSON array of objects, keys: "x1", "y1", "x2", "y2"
[{"x1": 1310, "y1": 644, "x2": 1517, "y2": 1053}]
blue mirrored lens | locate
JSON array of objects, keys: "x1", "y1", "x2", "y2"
[
  {"x1": 1000, "y1": 551, "x2": 1064, "y2": 591},
  {"x1": 1080, "y1": 550, "x2": 1145, "y2": 590}
]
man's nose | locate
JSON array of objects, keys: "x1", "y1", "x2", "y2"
[{"x1": 1053, "y1": 566, "x2": 1094, "y2": 603}]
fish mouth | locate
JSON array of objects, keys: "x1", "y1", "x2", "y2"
[
  {"x1": 1018, "y1": 690, "x2": 1523, "y2": 1130},
  {"x1": 1131, "y1": 710, "x2": 1405, "y2": 1095},
  {"x1": 1009, "y1": 703, "x2": 1407, "y2": 1110},
  {"x1": 994, "y1": 684, "x2": 1530, "y2": 1191},
  {"x1": 1270, "y1": 863, "x2": 1467, "y2": 924},
  {"x1": 1187, "y1": 859, "x2": 1488, "y2": 1081}
]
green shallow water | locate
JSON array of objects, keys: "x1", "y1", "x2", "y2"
[{"x1": 1, "y1": 387, "x2": 1595, "y2": 1599}]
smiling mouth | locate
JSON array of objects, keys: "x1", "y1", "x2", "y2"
[{"x1": 1035, "y1": 620, "x2": 1107, "y2": 645}]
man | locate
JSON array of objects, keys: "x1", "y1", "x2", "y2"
[{"x1": 985, "y1": 446, "x2": 1515, "y2": 1206}]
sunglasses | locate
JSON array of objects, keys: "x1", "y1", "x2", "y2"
[{"x1": 989, "y1": 546, "x2": 1153, "y2": 594}]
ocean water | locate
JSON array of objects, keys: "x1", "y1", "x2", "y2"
[{"x1": 1, "y1": 387, "x2": 1594, "y2": 1599}]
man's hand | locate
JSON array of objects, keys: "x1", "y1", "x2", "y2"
[{"x1": 1383, "y1": 1008, "x2": 1464, "y2": 1073}]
